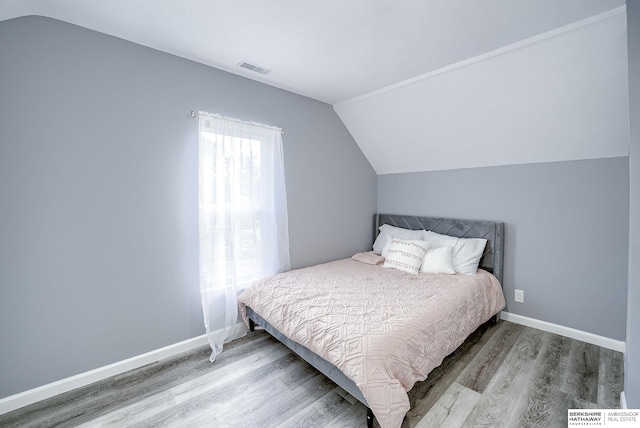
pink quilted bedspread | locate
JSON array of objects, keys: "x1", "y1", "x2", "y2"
[{"x1": 237, "y1": 258, "x2": 505, "y2": 428}]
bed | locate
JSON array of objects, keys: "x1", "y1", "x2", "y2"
[{"x1": 237, "y1": 214, "x2": 506, "y2": 428}]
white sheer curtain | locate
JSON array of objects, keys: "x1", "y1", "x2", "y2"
[{"x1": 198, "y1": 112, "x2": 290, "y2": 361}]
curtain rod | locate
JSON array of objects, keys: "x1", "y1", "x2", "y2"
[{"x1": 190, "y1": 111, "x2": 284, "y2": 135}]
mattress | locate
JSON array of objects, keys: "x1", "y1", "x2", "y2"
[{"x1": 237, "y1": 257, "x2": 505, "y2": 428}]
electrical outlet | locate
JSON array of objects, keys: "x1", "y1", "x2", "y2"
[{"x1": 514, "y1": 289, "x2": 524, "y2": 303}]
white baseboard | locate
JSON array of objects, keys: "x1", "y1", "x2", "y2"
[
  {"x1": 500, "y1": 311, "x2": 626, "y2": 353},
  {"x1": 621, "y1": 391, "x2": 627, "y2": 409},
  {"x1": 0, "y1": 334, "x2": 209, "y2": 416}
]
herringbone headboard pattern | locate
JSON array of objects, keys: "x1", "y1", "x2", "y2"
[{"x1": 375, "y1": 214, "x2": 504, "y2": 285}]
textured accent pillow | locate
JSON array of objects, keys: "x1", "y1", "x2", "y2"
[
  {"x1": 373, "y1": 224, "x2": 426, "y2": 256},
  {"x1": 382, "y1": 239, "x2": 429, "y2": 274},
  {"x1": 423, "y1": 231, "x2": 487, "y2": 275},
  {"x1": 420, "y1": 246, "x2": 456, "y2": 274},
  {"x1": 351, "y1": 252, "x2": 385, "y2": 265}
]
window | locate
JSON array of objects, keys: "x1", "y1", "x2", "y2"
[
  {"x1": 199, "y1": 132, "x2": 263, "y2": 288},
  {"x1": 198, "y1": 113, "x2": 289, "y2": 360}
]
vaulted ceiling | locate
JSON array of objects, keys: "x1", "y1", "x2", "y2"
[{"x1": 0, "y1": 0, "x2": 629, "y2": 173}]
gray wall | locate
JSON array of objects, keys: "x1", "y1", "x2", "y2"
[
  {"x1": 626, "y1": 0, "x2": 640, "y2": 409},
  {"x1": 378, "y1": 157, "x2": 629, "y2": 341},
  {"x1": 0, "y1": 16, "x2": 377, "y2": 399}
]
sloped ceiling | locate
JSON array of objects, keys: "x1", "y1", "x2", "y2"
[
  {"x1": 0, "y1": 0, "x2": 629, "y2": 173},
  {"x1": 335, "y1": 8, "x2": 630, "y2": 174}
]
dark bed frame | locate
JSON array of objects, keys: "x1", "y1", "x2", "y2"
[{"x1": 246, "y1": 214, "x2": 505, "y2": 427}]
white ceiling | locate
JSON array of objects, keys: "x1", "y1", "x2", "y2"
[
  {"x1": 335, "y1": 9, "x2": 630, "y2": 174},
  {"x1": 0, "y1": 0, "x2": 626, "y2": 105}
]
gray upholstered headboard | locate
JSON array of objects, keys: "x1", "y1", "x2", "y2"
[{"x1": 376, "y1": 214, "x2": 505, "y2": 285}]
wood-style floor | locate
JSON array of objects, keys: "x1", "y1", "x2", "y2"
[{"x1": 0, "y1": 321, "x2": 624, "y2": 428}]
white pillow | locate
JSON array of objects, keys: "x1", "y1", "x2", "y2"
[
  {"x1": 382, "y1": 239, "x2": 429, "y2": 274},
  {"x1": 420, "y1": 246, "x2": 456, "y2": 274},
  {"x1": 423, "y1": 231, "x2": 487, "y2": 275},
  {"x1": 372, "y1": 224, "x2": 425, "y2": 256}
]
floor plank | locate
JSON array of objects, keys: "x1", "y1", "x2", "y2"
[
  {"x1": 403, "y1": 320, "x2": 501, "y2": 425},
  {"x1": 456, "y1": 321, "x2": 524, "y2": 393},
  {"x1": 504, "y1": 332, "x2": 573, "y2": 428},
  {"x1": 0, "y1": 321, "x2": 624, "y2": 428},
  {"x1": 416, "y1": 382, "x2": 481, "y2": 428},
  {"x1": 459, "y1": 326, "x2": 543, "y2": 427},
  {"x1": 561, "y1": 340, "x2": 601, "y2": 403},
  {"x1": 598, "y1": 348, "x2": 624, "y2": 409}
]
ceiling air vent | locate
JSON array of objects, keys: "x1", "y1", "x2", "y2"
[{"x1": 238, "y1": 61, "x2": 271, "y2": 75}]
